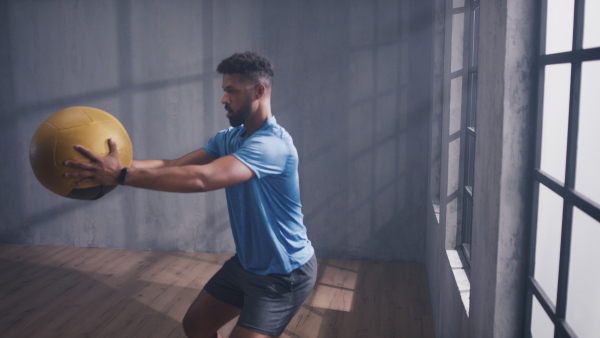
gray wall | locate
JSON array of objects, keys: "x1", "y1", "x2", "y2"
[
  {"x1": 0, "y1": 0, "x2": 432, "y2": 262},
  {"x1": 469, "y1": 0, "x2": 536, "y2": 336}
]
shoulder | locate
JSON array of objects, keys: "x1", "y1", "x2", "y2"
[
  {"x1": 255, "y1": 118, "x2": 291, "y2": 141},
  {"x1": 204, "y1": 126, "x2": 245, "y2": 158},
  {"x1": 215, "y1": 126, "x2": 244, "y2": 139},
  {"x1": 248, "y1": 121, "x2": 292, "y2": 152},
  {"x1": 209, "y1": 126, "x2": 245, "y2": 145}
]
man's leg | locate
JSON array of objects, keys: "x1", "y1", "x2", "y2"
[
  {"x1": 182, "y1": 289, "x2": 241, "y2": 338},
  {"x1": 229, "y1": 325, "x2": 279, "y2": 338},
  {"x1": 183, "y1": 289, "x2": 279, "y2": 338},
  {"x1": 233, "y1": 255, "x2": 318, "y2": 338}
]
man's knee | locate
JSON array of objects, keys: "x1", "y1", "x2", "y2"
[
  {"x1": 182, "y1": 312, "x2": 204, "y2": 337},
  {"x1": 182, "y1": 308, "x2": 218, "y2": 338},
  {"x1": 182, "y1": 289, "x2": 239, "y2": 338},
  {"x1": 181, "y1": 312, "x2": 197, "y2": 337}
]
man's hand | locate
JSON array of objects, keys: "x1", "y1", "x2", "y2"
[{"x1": 64, "y1": 138, "x2": 124, "y2": 186}]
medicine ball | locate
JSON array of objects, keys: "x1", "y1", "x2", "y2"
[{"x1": 29, "y1": 106, "x2": 133, "y2": 200}]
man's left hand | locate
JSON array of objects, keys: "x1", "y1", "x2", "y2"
[{"x1": 64, "y1": 138, "x2": 124, "y2": 186}]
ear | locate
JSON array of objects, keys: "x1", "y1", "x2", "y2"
[{"x1": 254, "y1": 83, "x2": 265, "y2": 99}]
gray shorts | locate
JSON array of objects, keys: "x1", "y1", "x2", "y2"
[{"x1": 204, "y1": 254, "x2": 317, "y2": 336}]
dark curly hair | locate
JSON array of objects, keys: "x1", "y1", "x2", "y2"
[{"x1": 216, "y1": 51, "x2": 274, "y2": 87}]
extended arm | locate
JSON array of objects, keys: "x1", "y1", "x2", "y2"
[
  {"x1": 125, "y1": 155, "x2": 253, "y2": 192},
  {"x1": 131, "y1": 148, "x2": 216, "y2": 169},
  {"x1": 64, "y1": 139, "x2": 254, "y2": 193}
]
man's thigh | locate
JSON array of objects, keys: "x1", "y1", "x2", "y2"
[
  {"x1": 182, "y1": 289, "x2": 241, "y2": 337},
  {"x1": 191, "y1": 255, "x2": 317, "y2": 337},
  {"x1": 230, "y1": 325, "x2": 278, "y2": 338},
  {"x1": 237, "y1": 255, "x2": 317, "y2": 336}
]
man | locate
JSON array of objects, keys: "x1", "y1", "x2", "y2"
[{"x1": 65, "y1": 52, "x2": 317, "y2": 338}]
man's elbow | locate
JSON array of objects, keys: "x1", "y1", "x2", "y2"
[
  {"x1": 184, "y1": 166, "x2": 229, "y2": 193},
  {"x1": 188, "y1": 170, "x2": 216, "y2": 193},
  {"x1": 188, "y1": 178, "x2": 209, "y2": 192}
]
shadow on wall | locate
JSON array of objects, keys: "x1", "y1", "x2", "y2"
[
  {"x1": 259, "y1": 0, "x2": 430, "y2": 261},
  {"x1": 0, "y1": 0, "x2": 230, "y2": 252},
  {"x1": 0, "y1": 0, "x2": 432, "y2": 261}
]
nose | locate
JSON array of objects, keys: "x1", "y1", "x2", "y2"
[{"x1": 221, "y1": 93, "x2": 229, "y2": 105}]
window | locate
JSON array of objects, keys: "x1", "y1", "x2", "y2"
[
  {"x1": 459, "y1": 0, "x2": 479, "y2": 262},
  {"x1": 429, "y1": 0, "x2": 480, "y2": 314},
  {"x1": 525, "y1": 0, "x2": 600, "y2": 336},
  {"x1": 444, "y1": 0, "x2": 479, "y2": 263}
]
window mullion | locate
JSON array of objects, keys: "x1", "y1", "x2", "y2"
[
  {"x1": 554, "y1": 56, "x2": 582, "y2": 331},
  {"x1": 552, "y1": 0, "x2": 585, "y2": 330},
  {"x1": 572, "y1": 0, "x2": 585, "y2": 50}
]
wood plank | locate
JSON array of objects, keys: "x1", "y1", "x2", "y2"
[
  {"x1": 0, "y1": 245, "x2": 436, "y2": 338},
  {"x1": 0, "y1": 245, "x2": 79, "y2": 290},
  {"x1": 0, "y1": 247, "x2": 117, "y2": 327},
  {"x1": 46, "y1": 250, "x2": 176, "y2": 337},
  {"x1": 0, "y1": 247, "x2": 141, "y2": 336},
  {"x1": 90, "y1": 252, "x2": 216, "y2": 337}
]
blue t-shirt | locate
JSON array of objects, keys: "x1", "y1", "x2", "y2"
[{"x1": 203, "y1": 117, "x2": 314, "y2": 275}]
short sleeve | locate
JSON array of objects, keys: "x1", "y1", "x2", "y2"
[
  {"x1": 203, "y1": 128, "x2": 233, "y2": 159},
  {"x1": 233, "y1": 135, "x2": 288, "y2": 179},
  {"x1": 202, "y1": 135, "x2": 219, "y2": 158}
]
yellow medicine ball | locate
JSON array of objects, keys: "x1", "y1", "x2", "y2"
[{"x1": 29, "y1": 106, "x2": 133, "y2": 200}]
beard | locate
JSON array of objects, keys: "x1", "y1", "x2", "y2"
[{"x1": 226, "y1": 95, "x2": 253, "y2": 128}]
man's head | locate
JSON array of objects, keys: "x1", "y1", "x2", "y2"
[
  {"x1": 216, "y1": 51, "x2": 274, "y2": 88},
  {"x1": 217, "y1": 52, "x2": 274, "y2": 127}
]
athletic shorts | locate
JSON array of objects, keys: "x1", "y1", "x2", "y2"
[{"x1": 204, "y1": 254, "x2": 317, "y2": 336}]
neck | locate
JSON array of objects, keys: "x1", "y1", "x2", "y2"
[{"x1": 243, "y1": 100, "x2": 272, "y2": 137}]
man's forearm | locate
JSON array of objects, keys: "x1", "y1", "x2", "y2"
[
  {"x1": 124, "y1": 166, "x2": 209, "y2": 193},
  {"x1": 123, "y1": 155, "x2": 253, "y2": 193},
  {"x1": 130, "y1": 159, "x2": 170, "y2": 169},
  {"x1": 130, "y1": 149, "x2": 215, "y2": 169}
]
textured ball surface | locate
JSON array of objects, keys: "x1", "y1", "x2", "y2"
[{"x1": 29, "y1": 106, "x2": 133, "y2": 200}]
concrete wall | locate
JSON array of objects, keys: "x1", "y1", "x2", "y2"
[
  {"x1": 469, "y1": 0, "x2": 536, "y2": 336},
  {"x1": 425, "y1": 0, "x2": 537, "y2": 336},
  {"x1": 0, "y1": 0, "x2": 433, "y2": 262}
]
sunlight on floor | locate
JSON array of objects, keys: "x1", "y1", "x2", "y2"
[{"x1": 307, "y1": 261, "x2": 360, "y2": 312}]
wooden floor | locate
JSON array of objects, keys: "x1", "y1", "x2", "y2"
[{"x1": 0, "y1": 244, "x2": 435, "y2": 338}]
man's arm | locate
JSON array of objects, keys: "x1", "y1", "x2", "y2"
[
  {"x1": 131, "y1": 148, "x2": 215, "y2": 169},
  {"x1": 126, "y1": 155, "x2": 254, "y2": 192},
  {"x1": 64, "y1": 138, "x2": 254, "y2": 192}
]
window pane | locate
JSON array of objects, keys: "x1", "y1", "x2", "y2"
[
  {"x1": 470, "y1": 6, "x2": 479, "y2": 67},
  {"x1": 546, "y1": 0, "x2": 574, "y2": 54},
  {"x1": 566, "y1": 208, "x2": 600, "y2": 337},
  {"x1": 540, "y1": 64, "x2": 571, "y2": 182},
  {"x1": 462, "y1": 194, "x2": 473, "y2": 247},
  {"x1": 534, "y1": 184, "x2": 563, "y2": 305},
  {"x1": 465, "y1": 134, "x2": 475, "y2": 186},
  {"x1": 446, "y1": 197, "x2": 459, "y2": 242},
  {"x1": 453, "y1": 0, "x2": 465, "y2": 9},
  {"x1": 451, "y1": 12, "x2": 465, "y2": 73},
  {"x1": 583, "y1": 0, "x2": 600, "y2": 49},
  {"x1": 575, "y1": 61, "x2": 600, "y2": 204},
  {"x1": 450, "y1": 76, "x2": 463, "y2": 135},
  {"x1": 448, "y1": 138, "x2": 461, "y2": 194},
  {"x1": 467, "y1": 72, "x2": 477, "y2": 128},
  {"x1": 531, "y1": 295, "x2": 555, "y2": 337}
]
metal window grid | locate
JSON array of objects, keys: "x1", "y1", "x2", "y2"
[
  {"x1": 525, "y1": 0, "x2": 600, "y2": 337},
  {"x1": 459, "y1": 0, "x2": 480, "y2": 264}
]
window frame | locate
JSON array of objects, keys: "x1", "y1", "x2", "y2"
[
  {"x1": 524, "y1": 0, "x2": 600, "y2": 336},
  {"x1": 458, "y1": 0, "x2": 480, "y2": 264}
]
